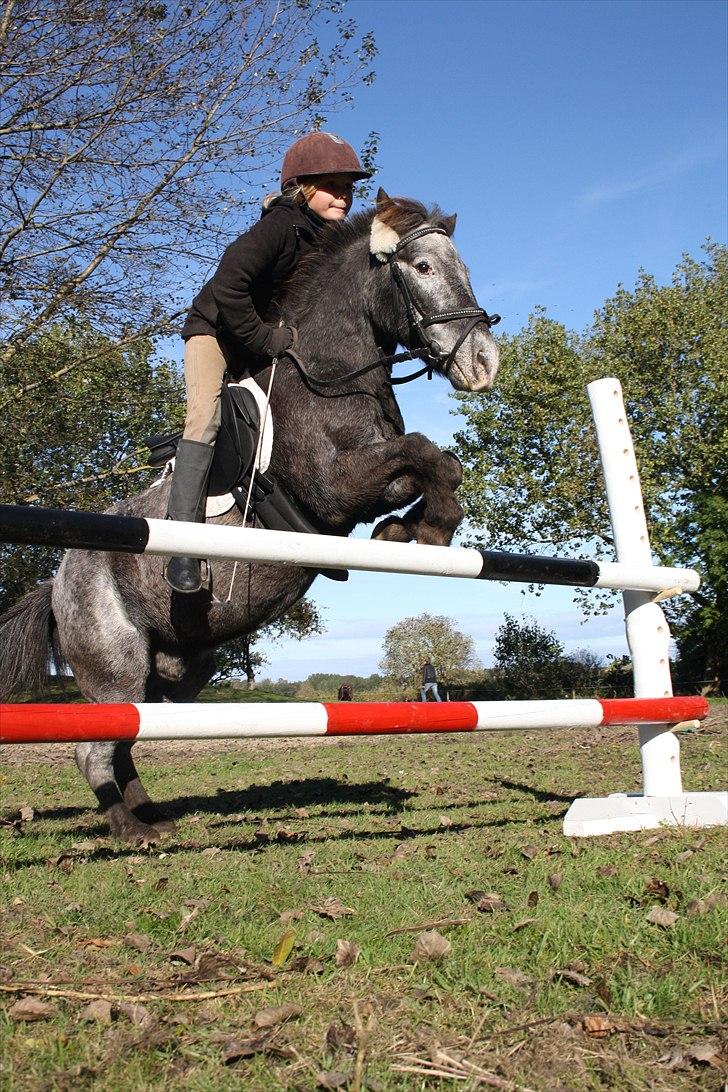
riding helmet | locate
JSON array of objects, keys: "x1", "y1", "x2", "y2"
[{"x1": 281, "y1": 132, "x2": 371, "y2": 188}]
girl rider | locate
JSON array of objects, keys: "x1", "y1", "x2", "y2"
[{"x1": 166, "y1": 132, "x2": 370, "y2": 593}]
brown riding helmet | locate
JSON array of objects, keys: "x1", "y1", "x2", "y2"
[{"x1": 281, "y1": 132, "x2": 371, "y2": 188}]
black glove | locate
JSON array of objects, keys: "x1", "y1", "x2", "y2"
[{"x1": 266, "y1": 325, "x2": 297, "y2": 357}]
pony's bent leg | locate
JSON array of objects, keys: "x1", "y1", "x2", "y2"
[
  {"x1": 112, "y1": 743, "x2": 177, "y2": 833},
  {"x1": 75, "y1": 741, "x2": 164, "y2": 844}
]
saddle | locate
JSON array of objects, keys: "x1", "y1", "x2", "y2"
[{"x1": 146, "y1": 381, "x2": 348, "y2": 582}]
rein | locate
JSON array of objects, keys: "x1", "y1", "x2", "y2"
[{"x1": 283, "y1": 224, "x2": 500, "y2": 391}]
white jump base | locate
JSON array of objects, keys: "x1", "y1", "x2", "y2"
[{"x1": 1, "y1": 378, "x2": 725, "y2": 838}]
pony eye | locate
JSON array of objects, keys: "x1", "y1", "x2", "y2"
[{"x1": 415, "y1": 260, "x2": 432, "y2": 274}]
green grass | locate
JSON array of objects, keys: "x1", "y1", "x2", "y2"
[{"x1": 1, "y1": 707, "x2": 726, "y2": 1090}]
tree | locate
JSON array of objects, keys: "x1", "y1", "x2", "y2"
[
  {"x1": 379, "y1": 613, "x2": 480, "y2": 692},
  {"x1": 0, "y1": 321, "x2": 183, "y2": 611},
  {"x1": 493, "y1": 613, "x2": 564, "y2": 699},
  {"x1": 213, "y1": 598, "x2": 325, "y2": 688},
  {"x1": 454, "y1": 243, "x2": 728, "y2": 688},
  {"x1": 1, "y1": 0, "x2": 377, "y2": 364}
]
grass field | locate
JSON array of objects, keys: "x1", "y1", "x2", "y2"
[{"x1": 1, "y1": 700, "x2": 726, "y2": 1090}]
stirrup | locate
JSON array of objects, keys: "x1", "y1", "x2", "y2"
[{"x1": 165, "y1": 555, "x2": 204, "y2": 594}]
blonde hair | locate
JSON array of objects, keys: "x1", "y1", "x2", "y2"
[{"x1": 263, "y1": 180, "x2": 318, "y2": 210}]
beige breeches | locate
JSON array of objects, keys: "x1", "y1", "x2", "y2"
[{"x1": 182, "y1": 335, "x2": 227, "y2": 445}]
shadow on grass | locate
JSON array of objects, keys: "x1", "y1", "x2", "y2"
[{"x1": 10, "y1": 803, "x2": 569, "y2": 869}]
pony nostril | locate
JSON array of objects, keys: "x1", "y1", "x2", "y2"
[{"x1": 476, "y1": 349, "x2": 491, "y2": 369}]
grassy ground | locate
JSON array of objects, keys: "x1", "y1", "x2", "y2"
[{"x1": 1, "y1": 703, "x2": 726, "y2": 1090}]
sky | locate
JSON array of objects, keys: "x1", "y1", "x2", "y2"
[{"x1": 255, "y1": 0, "x2": 726, "y2": 682}]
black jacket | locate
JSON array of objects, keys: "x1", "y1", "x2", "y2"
[{"x1": 182, "y1": 197, "x2": 324, "y2": 369}]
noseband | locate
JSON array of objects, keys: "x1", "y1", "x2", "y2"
[
  {"x1": 284, "y1": 223, "x2": 500, "y2": 390},
  {"x1": 387, "y1": 225, "x2": 501, "y2": 379}
]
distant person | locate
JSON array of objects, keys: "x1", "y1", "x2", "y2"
[
  {"x1": 337, "y1": 682, "x2": 353, "y2": 701},
  {"x1": 420, "y1": 659, "x2": 441, "y2": 702}
]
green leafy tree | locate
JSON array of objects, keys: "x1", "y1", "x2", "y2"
[
  {"x1": 0, "y1": 322, "x2": 183, "y2": 611},
  {"x1": 454, "y1": 243, "x2": 727, "y2": 688},
  {"x1": 493, "y1": 614, "x2": 565, "y2": 699},
  {"x1": 379, "y1": 613, "x2": 480, "y2": 692},
  {"x1": 213, "y1": 598, "x2": 325, "y2": 688}
]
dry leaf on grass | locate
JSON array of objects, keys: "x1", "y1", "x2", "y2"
[
  {"x1": 116, "y1": 1001, "x2": 153, "y2": 1027},
  {"x1": 494, "y1": 966, "x2": 531, "y2": 989},
  {"x1": 271, "y1": 929, "x2": 296, "y2": 967},
  {"x1": 687, "y1": 893, "x2": 728, "y2": 915},
  {"x1": 79, "y1": 999, "x2": 114, "y2": 1024},
  {"x1": 124, "y1": 932, "x2": 152, "y2": 953},
  {"x1": 527, "y1": 890, "x2": 539, "y2": 908},
  {"x1": 222, "y1": 1032, "x2": 274, "y2": 1064},
  {"x1": 411, "y1": 930, "x2": 451, "y2": 962},
  {"x1": 583, "y1": 1014, "x2": 613, "y2": 1037},
  {"x1": 297, "y1": 849, "x2": 315, "y2": 874},
  {"x1": 254, "y1": 1003, "x2": 301, "y2": 1028},
  {"x1": 325, "y1": 1020, "x2": 357, "y2": 1053},
  {"x1": 520, "y1": 844, "x2": 538, "y2": 860},
  {"x1": 310, "y1": 897, "x2": 355, "y2": 920},
  {"x1": 289, "y1": 955, "x2": 325, "y2": 974},
  {"x1": 554, "y1": 968, "x2": 593, "y2": 987},
  {"x1": 548, "y1": 873, "x2": 562, "y2": 890},
  {"x1": 512, "y1": 916, "x2": 537, "y2": 931},
  {"x1": 19, "y1": 805, "x2": 34, "y2": 822},
  {"x1": 9, "y1": 996, "x2": 55, "y2": 1021},
  {"x1": 316, "y1": 1071, "x2": 350, "y2": 1089},
  {"x1": 644, "y1": 878, "x2": 670, "y2": 902},
  {"x1": 465, "y1": 890, "x2": 507, "y2": 913},
  {"x1": 646, "y1": 906, "x2": 678, "y2": 928},
  {"x1": 335, "y1": 939, "x2": 360, "y2": 967},
  {"x1": 170, "y1": 946, "x2": 197, "y2": 966}
]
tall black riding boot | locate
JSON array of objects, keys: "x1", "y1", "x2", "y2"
[{"x1": 165, "y1": 438, "x2": 215, "y2": 594}]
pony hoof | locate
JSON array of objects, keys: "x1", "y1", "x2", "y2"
[
  {"x1": 152, "y1": 818, "x2": 178, "y2": 837},
  {"x1": 106, "y1": 805, "x2": 163, "y2": 846},
  {"x1": 371, "y1": 517, "x2": 413, "y2": 543}
]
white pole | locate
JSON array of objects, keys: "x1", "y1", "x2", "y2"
[{"x1": 588, "y1": 377, "x2": 683, "y2": 796}]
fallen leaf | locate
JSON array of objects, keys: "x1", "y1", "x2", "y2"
[
  {"x1": 178, "y1": 906, "x2": 200, "y2": 931},
  {"x1": 316, "y1": 1070, "x2": 350, "y2": 1089},
  {"x1": 555, "y1": 968, "x2": 593, "y2": 987},
  {"x1": 583, "y1": 1014, "x2": 612, "y2": 1037},
  {"x1": 170, "y1": 946, "x2": 197, "y2": 965},
  {"x1": 687, "y1": 893, "x2": 728, "y2": 915},
  {"x1": 279, "y1": 908, "x2": 304, "y2": 925},
  {"x1": 494, "y1": 966, "x2": 531, "y2": 989},
  {"x1": 79, "y1": 1000, "x2": 114, "y2": 1024},
  {"x1": 465, "y1": 890, "x2": 507, "y2": 913},
  {"x1": 83, "y1": 937, "x2": 114, "y2": 949},
  {"x1": 334, "y1": 939, "x2": 360, "y2": 968},
  {"x1": 685, "y1": 1042, "x2": 724, "y2": 1068},
  {"x1": 411, "y1": 930, "x2": 451, "y2": 962},
  {"x1": 71, "y1": 840, "x2": 96, "y2": 854},
  {"x1": 289, "y1": 955, "x2": 325, "y2": 974},
  {"x1": 527, "y1": 890, "x2": 539, "y2": 908},
  {"x1": 271, "y1": 929, "x2": 296, "y2": 967},
  {"x1": 310, "y1": 897, "x2": 355, "y2": 920},
  {"x1": 646, "y1": 906, "x2": 678, "y2": 928},
  {"x1": 548, "y1": 873, "x2": 562, "y2": 891},
  {"x1": 222, "y1": 1032, "x2": 274, "y2": 1064},
  {"x1": 296, "y1": 850, "x2": 315, "y2": 874},
  {"x1": 294, "y1": 807, "x2": 310, "y2": 819},
  {"x1": 520, "y1": 844, "x2": 538, "y2": 860},
  {"x1": 438, "y1": 814, "x2": 452, "y2": 827},
  {"x1": 9, "y1": 997, "x2": 55, "y2": 1021},
  {"x1": 201, "y1": 847, "x2": 221, "y2": 859},
  {"x1": 325, "y1": 1020, "x2": 357, "y2": 1053},
  {"x1": 254, "y1": 1003, "x2": 301, "y2": 1028},
  {"x1": 124, "y1": 932, "x2": 152, "y2": 953},
  {"x1": 19, "y1": 805, "x2": 34, "y2": 822},
  {"x1": 116, "y1": 1001, "x2": 153, "y2": 1027},
  {"x1": 512, "y1": 917, "x2": 537, "y2": 931},
  {"x1": 645, "y1": 878, "x2": 670, "y2": 902},
  {"x1": 596, "y1": 864, "x2": 617, "y2": 877}
]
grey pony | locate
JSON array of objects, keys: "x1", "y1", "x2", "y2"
[{"x1": 0, "y1": 190, "x2": 500, "y2": 843}]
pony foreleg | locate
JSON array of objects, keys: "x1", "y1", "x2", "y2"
[
  {"x1": 75, "y1": 742, "x2": 165, "y2": 844},
  {"x1": 370, "y1": 447, "x2": 464, "y2": 546},
  {"x1": 112, "y1": 743, "x2": 177, "y2": 834}
]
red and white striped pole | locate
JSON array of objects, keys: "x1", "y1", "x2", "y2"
[{"x1": 0, "y1": 696, "x2": 710, "y2": 744}]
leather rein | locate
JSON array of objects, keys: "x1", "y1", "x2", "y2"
[{"x1": 284, "y1": 224, "x2": 501, "y2": 390}]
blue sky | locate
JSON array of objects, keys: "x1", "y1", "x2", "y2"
[{"x1": 256, "y1": 0, "x2": 726, "y2": 681}]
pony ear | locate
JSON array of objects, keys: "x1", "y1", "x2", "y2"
[
  {"x1": 370, "y1": 213, "x2": 400, "y2": 262},
  {"x1": 443, "y1": 213, "x2": 457, "y2": 236},
  {"x1": 375, "y1": 187, "x2": 393, "y2": 210}
]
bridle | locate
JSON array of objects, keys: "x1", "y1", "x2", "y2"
[
  {"x1": 387, "y1": 225, "x2": 500, "y2": 380},
  {"x1": 284, "y1": 223, "x2": 500, "y2": 390}
]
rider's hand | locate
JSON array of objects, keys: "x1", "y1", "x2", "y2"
[{"x1": 266, "y1": 325, "x2": 297, "y2": 357}]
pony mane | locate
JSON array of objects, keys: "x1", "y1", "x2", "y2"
[{"x1": 278, "y1": 197, "x2": 455, "y2": 315}]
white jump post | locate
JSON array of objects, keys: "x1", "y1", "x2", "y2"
[{"x1": 562, "y1": 378, "x2": 727, "y2": 835}]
